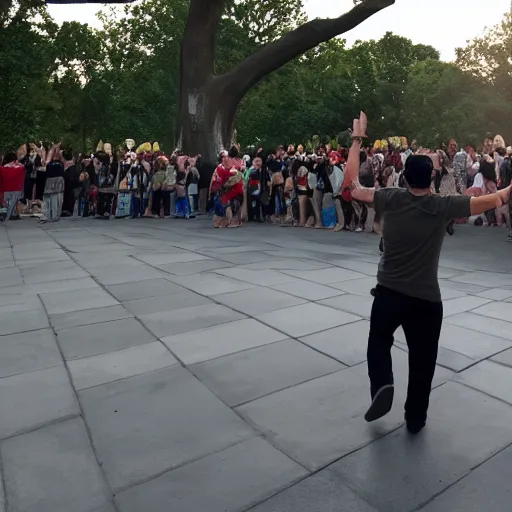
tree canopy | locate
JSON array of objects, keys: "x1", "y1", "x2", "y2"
[{"x1": 0, "y1": 0, "x2": 510, "y2": 153}]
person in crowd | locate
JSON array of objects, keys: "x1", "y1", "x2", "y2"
[
  {"x1": 197, "y1": 156, "x2": 214, "y2": 215},
  {"x1": 174, "y1": 158, "x2": 191, "y2": 219},
  {"x1": 186, "y1": 156, "x2": 200, "y2": 215},
  {"x1": 499, "y1": 148, "x2": 512, "y2": 239},
  {"x1": 0, "y1": 151, "x2": 25, "y2": 222},
  {"x1": 93, "y1": 151, "x2": 116, "y2": 219},
  {"x1": 294, "y1": 158, "x2": 309, "y2": 227},
  {"x1": 40, "y1": 143, "x2": 65, "y2": 223},
  {"x1": 210, "y1": 151, "x2": 228, "y2": 228},
  {"x1": 61, "y1": 149, "x2": 81, "y2": 216},
  {"x1": 151, "y1": 155, "x2": 173, "y2": 218},
  {"x1": 115, "y1": 151, "x2": 134, "y2": 218},
  {"x1": 245, "y1": 156, "x2": 263, "y2": 222},
  {"x1": 217, "y1": 146, "x2": 245, "y2": 227},
  {"x1": 129, "y1": 155, "x2": 149, "y2": 218},
  {"x1": 268, "y1": 156, "x2": 285, "y2": 224},
  {"x1": 465, "y1": 160, "x2": 499, "y2": 226}
]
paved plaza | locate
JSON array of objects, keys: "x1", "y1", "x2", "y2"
[{"x1": 0, "y1": 217, "x2": 512, "y2": 511}]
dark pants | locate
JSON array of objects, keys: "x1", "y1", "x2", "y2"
[
  {"x1": 368, "y1": 285, "x2": 443, "y2": 423},
  {"x1": 152, "y1": 190, "x2": 171, "y2": 216},
  {"x1": 341, "y1": 199, "x2": 353, "y2": 228},
  {"x1": 248, "y1": 194, "x2": 261, "y2": 221},
  {"x1": 97, "y1": 192, "x2": 114, "y2": 216},
  {"x1": 130, "y1": 194, "x2": 144, "y2": 218}
]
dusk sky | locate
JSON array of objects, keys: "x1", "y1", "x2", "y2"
[{"x1": 48, "y1": 0, "x2": 510, "y2": 61}]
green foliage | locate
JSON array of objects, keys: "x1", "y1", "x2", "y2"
[{"x1": 0, "y1": 0, "x2": 508, "y2": 154}]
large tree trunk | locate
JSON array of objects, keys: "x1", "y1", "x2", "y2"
[
  {"x1": 180, "y1": 76, "x2": 236, "y2": 165},
  {"x1": 179, "y1": 0, "x2": 395, "y2": 163},
  {"x1": 179, "y1": 0, "x2": 229, "y2": 163}
]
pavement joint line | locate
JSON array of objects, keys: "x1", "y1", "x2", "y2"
[
  {"x1": 111, "y1": 435, "x2": 256, "y2": 495},
  {"x1": 0, "y1": 431, "x2": 9, "y2": 512},
  {"x1": 0, "y1": 413, "x2": 81, "y2": 443},
  {"x1": 444, "y1": 315, "x2": 512, "y2": 342},
  {"x1": 0, "y1": 362, "x2": 64, "y2": 381},
  {"x1": 452, "y1": 379, "x2": 512, "y2": 409},
  {"x1": 406, "y1": 436, "x2": 512, "y2": 512}
]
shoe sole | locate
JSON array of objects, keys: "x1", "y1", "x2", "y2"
[{"x1": 364, "y1": 385, "x2": 394, "y2": 422}]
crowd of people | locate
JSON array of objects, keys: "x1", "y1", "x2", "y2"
[{"x1": 1, "y1": 134, "x2": 511, "y2": 239}]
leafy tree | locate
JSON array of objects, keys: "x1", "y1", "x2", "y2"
[{"x1": 401, "y1": 59, "x2": 511, "y2": 148}]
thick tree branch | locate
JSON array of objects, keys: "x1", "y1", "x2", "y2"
[{"x1": 224, "y1": 0, "x2": 395, "y2": 99}]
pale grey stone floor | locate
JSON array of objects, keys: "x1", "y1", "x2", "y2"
[{"x1": 1, "y1": 217, "x2": 512, "y2": 512}]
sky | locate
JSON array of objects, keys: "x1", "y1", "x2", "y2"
[{"x1": 48, "y1": 0, "x2": 510, "y2": 61}]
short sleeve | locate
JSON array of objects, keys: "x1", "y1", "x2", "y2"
[
  {"x1": 442, "y1": 195, "x2": 471, "y2": 219},
  {"x1": 373, "y1": 188, "x2": 396, "y2": 216}
]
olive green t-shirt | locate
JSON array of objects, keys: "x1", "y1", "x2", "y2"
[{"x1": 374, "y1": 188, "x2": 471, "y2": 303}]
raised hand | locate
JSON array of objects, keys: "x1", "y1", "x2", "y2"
[{"x1": 351, "y1": 111, "x2": 368, "y2": 138}]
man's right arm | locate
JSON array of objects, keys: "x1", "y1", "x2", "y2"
[{"x1": 470, "y1": 185, "x2": 512, "y2": 215}]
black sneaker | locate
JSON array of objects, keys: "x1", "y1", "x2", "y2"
[
  {"x1": 405, "y1": 413, "x2": 426, "y2": 435},
  {"x1": 364, "y1": 384, "x2": 394, "y2": 422}
]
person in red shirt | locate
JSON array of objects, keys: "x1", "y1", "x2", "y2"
[{"x1": 0, "y1": 152, "x2": 26, "y2": 222}]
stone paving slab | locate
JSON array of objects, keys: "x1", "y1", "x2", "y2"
[
  {"x1": 0, "y1": 366, "x2": 78, "y2": 439},
  {"x1": 449, "y1": 270, "x2": 512, "y2": 288},
  {"x1": 162, "y1": 318, "x2": 287, "y2": 365},
  {"x1": 123, "y1": 290, "x2": 211, "y2": 316},
  {"x1": 250, "y1": 469, "x2": 379, "y2": 512},
  {"x1": 214, "y1": 287, "x2": 306, "y2": 315},
  {"x1": 395, "y1": 322, "x2": 512, "y2": 361},
  {"x1": 330, "y1": 259, "x2": 377, "y2": 276},
  {"x1": 282, "y1": 267, "x2": 366, "y2": 284},
  {"x1": 1, "y1": 418, "x2": 114, "y2": 512},
  {"x1": 438, "y1": 280, "x2": 488, "y2": 294},
  {"x1": 446, "y1": 312, "x2": 512, "y2": 340},
  {"x1": 299, "y1": 320, "x2": 370, "y2": 366},
  {"x1": 256, "y1": 303, "x2": 361, "y2": 338},
  {"x1": 0, "y1": 328, "x2": 62, "y2": 378},
  {"x1": 135, "y1": 252, "x2": 211, "y2": 265},
  {"x1": 241, "y1": 258, "x2": 332, "y2": 271},
  {"x1": 20, "y1": 261, "x2": 89, "y2": 283},
  {"x1": 476, "y1": 288, "x2": 512, "y2": 301},
  {"x1": 79, "y1": 366, "x2": 255, "y2": 491},
  {"x1": 115, "y1": 437, "x2": 308, "y2": 512},
  {"x1": 214, "y1": 267, "x2": 299, "y2": 286},
  {"x1": 418, "y1": 444, "x2": 512, "y2": 512},
  {"x1": 331, "y1": 382, "x2": 512, "y2": 512},
  {"x1": 270, "y1": 280, "x2": 344, "y2": 301},
  {"x1": 68, "y1": 342, "x2": 178, "y2": 390},
  {"x1": 168, "y1": 272, "x2": 257, "y2": 296},
  {"x1": 57, "y1": 318, "x2": 156, "y2": 360},
  {"x1": 94, "y1": 266, "x2": 169, "y2": 286},
  {"x1": 40, "y1": 286, "x2": 119, "y2": 315},
  {"x1": 106, "y1": 278, "x2": 185, "y2": 301},
  {"x1": 237, "y1": 350, "x2": 452, "y2": 470},
  {"x1": 0, "y1": 307, "x2": 50, "y2": 335},
  {"x1": 491, "y1": 347, "x2": 512, "y2": 367},
  {"x1": 325, "y1": 276, "x2": 376, "y2": 295},
  {"x1": 139, "y1": 303, "x2": 245, "y2": 338},
  {"x1": 454, "y1": 360, "x2": 512, "y2": 404},
  {"x1": 191, "y1": 339, "x2": 344, "y2": 406},
  {"x1": 158, "y1": 259, "x2": 232, "y2": 275},
  {"x1": 318, "y1": 293, "x2": 374, "y2": 319},
  {"x1": 471, "y1": 300, "x2": 512, "y2": 322},
  {"x1": 0, "y1": 267, "x2": 24, "y2": 288},
  {"x1": 50, "y1": 304, "x2": 133, "y2": 330},
  {"x1": 441, "y1": 296, "x2": 491, "y2": 317}
]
